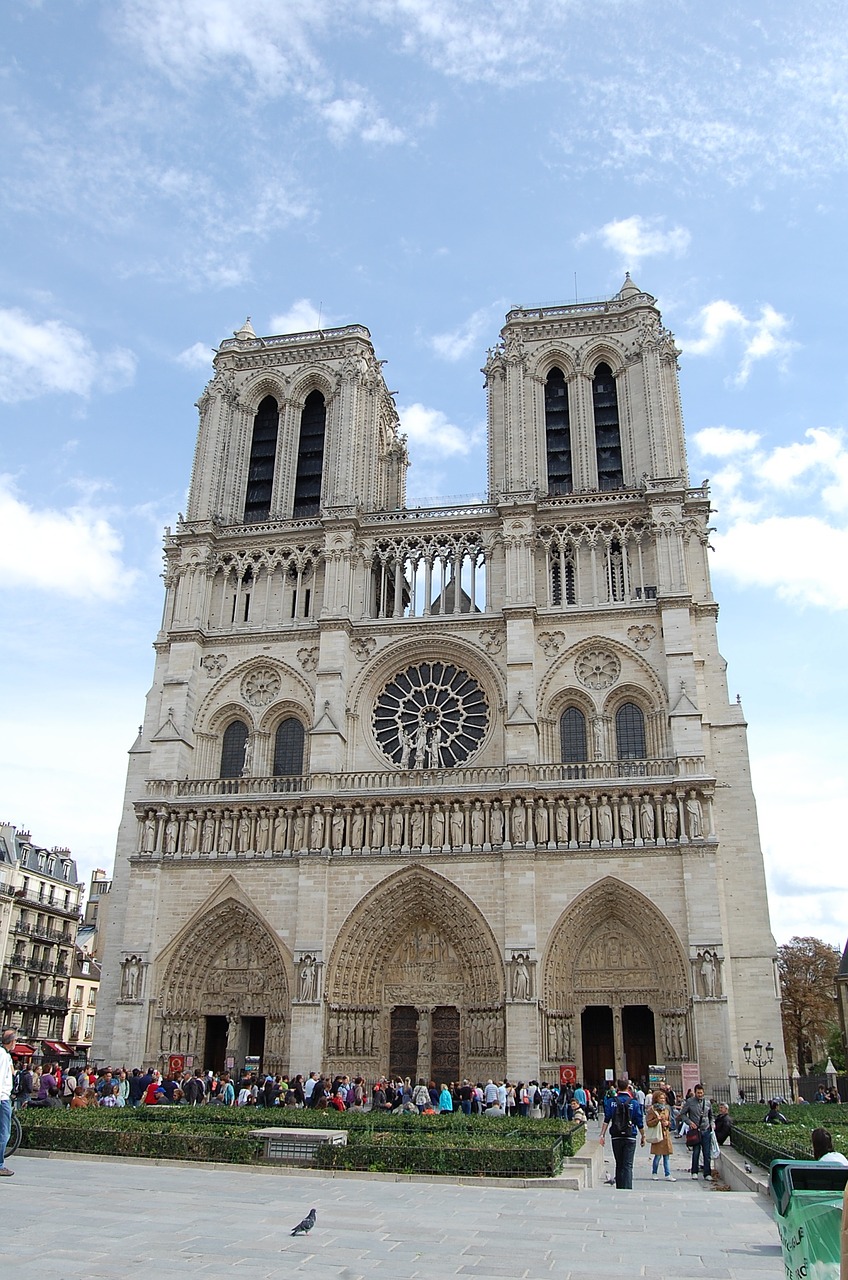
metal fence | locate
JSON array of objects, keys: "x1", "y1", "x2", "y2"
[{"x1": 708, "y1": 1074, "x2": 848, "y2": 1104}]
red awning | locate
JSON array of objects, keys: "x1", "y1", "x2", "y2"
[
  {"x1": 41, "y1": 1040, "x2": 73, "y2": 1055},
  {"x1": 12, "y1": 1043, "x2": 34, "y2": 1057}
]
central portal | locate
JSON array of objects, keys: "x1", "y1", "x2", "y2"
[
  {"x1": 581, "y1": 1006, "x2": 614, "y2": 1090},
  {"x1": 431, "y1": 1006, "x2": 460, "y2": 1084}
]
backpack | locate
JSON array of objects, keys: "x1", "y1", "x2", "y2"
[
  {"x1": 533, "y1": 1088, "x2": 542, "y2": 1107},
  {"x1": 610, "y1": 1097, "x2": 633, "y2": 1138}
]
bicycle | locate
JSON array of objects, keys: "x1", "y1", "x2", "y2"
[{"x1": 4, "y1": 1099, "x2": 23, "y2": 1159}]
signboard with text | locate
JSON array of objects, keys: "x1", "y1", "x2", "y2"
[
  {"x1": 681, "y1": 1062, "x2": 701, "y2": 1096},
  {"x1": 648, "y1": 1064, "x2": 667, "y2": 1089}
]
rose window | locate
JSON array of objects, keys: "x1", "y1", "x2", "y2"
[
  {"x1": 241, "y1": 666, "x2": 282, "y2": 706},
  {"x1": 575, "y1": 649, "x2": 621, "y2": 690},
  {"x1": 373, "y1": 662, "x2": 489, "y2": 768}
]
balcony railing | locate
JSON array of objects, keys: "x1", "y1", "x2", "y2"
[
  {"x1": 0, "y1": 987, "x2": 70, "y2": 1012},
  {"x1": 13, "y1": 921, "x2": 74, "y2": 943},
  {"x1": 146, "y1": 756, "x2": 707, "y2": 801},
  {"x1": 13, "y1": 890, "x2": 82, "y2": 920}
]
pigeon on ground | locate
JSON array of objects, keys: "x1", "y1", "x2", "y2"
[
  {"x1": 744, "y1": 1162, "x2": 752, "y2": 1174},
  {"x1": 291, "y1": 1209, "x2": 317, "y2": 1236}
]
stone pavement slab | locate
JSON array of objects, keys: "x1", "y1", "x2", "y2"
[{"x1": 1, "y1": 1147, "x2": 784, "y2": 1279}]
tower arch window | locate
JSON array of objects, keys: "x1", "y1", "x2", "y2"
[
  {"x1": 293, "y1": 390, "x2": 326, "y2": 517},
  {"x1": 544, "y1": 367, "x2": 573, "y2": 495},
  {"x1": 243, "y1": 396, "x2": 279, "y2": 523},
  {"x1": 220, "y1": 720, "x2": 249, "y2": 778},
  {"x1": 592, "y1": 363, "x2": 623, "y2": 490},
  {"x1": 560, "y1": 707, "x2": 587, "y2": 763},
  {"x1": 550, "y1": 553, "x2": 576, "y2": 606},
  {"x1": 615, "y1": 702, "x2": 646, "y2": 759},
  {"x1": 273, "y1": 718, "x2": 305, "y2": 776}
]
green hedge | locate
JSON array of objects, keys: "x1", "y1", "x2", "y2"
[
  {"x1": 19, "y1": 1107, "x2": 584, "y2": 1174},
  {"x1": 729, "y1": 1120, "x2": 848, "y2": 1168},
  {"x1": 729, "y1": 1103, "x2": 848, "y2": 1128}
]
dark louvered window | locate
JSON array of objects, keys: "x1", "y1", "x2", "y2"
[
  {"x1": 592, "y1": 363, "x2": 624, "y2": 490},
  {"x1": 560, "y1": 708, "x2": 587, "y2": 763},
  {"x1": 273, "y1": 718, "x2": 305, "y2": 776},
  {"x1": 616, "y1": 703, "x2": 646, "y2": 759},
  {"x1": 220, "y1": 720, "x2": 249, "y2": 777},
  {"x1": 243, "y1": 396, "x2": 279, "y2": 523},
  {"x1": 293, "y1": 390, "x2": 326, "y2": 517},
  {"x1": 545, "y1": 367, "x2": 573, "y2": 495}
]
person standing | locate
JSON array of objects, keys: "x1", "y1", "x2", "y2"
[
  {"x1": 646, "y1": 1089, "x2": 676, "y2": 1181},
  {"x1": 599, "y1": 1078, "x2": 645, "y2": 1189},
  {"x1": 678, "y1": 1083, "x2": 715, "y2": 1179},
  {"x1": 0, "y1": 1027, "x2": 18, "y2": 1177}
]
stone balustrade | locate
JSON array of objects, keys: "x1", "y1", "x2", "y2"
[
  {"x1": 135, "y1": 783, "x2": 714, "y2": 858},
  {"x1": 145, "y1": 755, "x2": 706, "y2": 801}
]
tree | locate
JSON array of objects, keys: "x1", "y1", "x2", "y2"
[{"x1": 777, "y1": 937, "x2": 841, "y2": 1074}]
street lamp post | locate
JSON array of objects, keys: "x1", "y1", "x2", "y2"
[{"x1": 742, "y1": 1039, "x2": 774, "y2": 1102}]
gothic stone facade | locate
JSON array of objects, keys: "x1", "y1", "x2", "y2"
[{"x1": 94, "y1": 279, "x2": 785, "y2": 1089}]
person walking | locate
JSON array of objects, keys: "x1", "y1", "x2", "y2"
[
  {"x1": 646, "y1": 1088, "x2": 676, "y2": 1181},
  {"x1": 0, "y1": 1027, "x2": 18, "y2": 1177},
  {"x1": 599, "y1": 1078, "x2": 645, "y2": 1189}
]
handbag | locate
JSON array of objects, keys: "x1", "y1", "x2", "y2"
[
  {"x1": 644, "y1": 1119, "x2": 663, "y2": 1143},
  {"x1": 685, "y1": 1126, "x2": 701, "y2": 1147}
]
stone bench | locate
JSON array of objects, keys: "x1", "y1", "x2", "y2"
[{"x1": 251, "y1": 1127, "x2": 348, "y2": 1164}]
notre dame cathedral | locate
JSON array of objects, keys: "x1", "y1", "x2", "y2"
[{"x1": 94, "y1": 275, "x2": 785, "y2": 1090}]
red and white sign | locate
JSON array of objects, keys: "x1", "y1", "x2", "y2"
[
  {"x1": 168, "y1": 1054, "x2": 185, "y2": 1076},
  {"x1": 559, "y1": 1064, "x2": 578, "y2": 1086}
]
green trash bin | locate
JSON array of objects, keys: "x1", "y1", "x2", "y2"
[{"x1": 770, "y1": 1159, "x2": 848, "y2": 1279}]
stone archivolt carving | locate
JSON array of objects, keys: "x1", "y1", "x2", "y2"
[
  {"x1": 241, "y1": 666, "x2": 282, "y2": 706},
  {"x1": 479, "y1": 627, "x2": 504, "y2": 655},
  {"x1": 544, "y1": 877, "x2": 689, "y2": 1013},
  {"x1": 575, "y1": 649, "x2": 621, "y2": 690},
  {"x1": 537, "y1": 630, "x2": 565, "y2": 657},
  {"x1": 351, "y1": 635, "x2": 376, "y2": 662},
  {"x1": 201, "y1": 654, "x2": 228, "y2": 675},
  {"x1": 297, "y1": 646, "x2": 319, "y2": 673}
]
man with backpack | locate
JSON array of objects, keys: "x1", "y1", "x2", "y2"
[{"x1": 599, "y1": 1078, "x2": 646, "y2": 1189}]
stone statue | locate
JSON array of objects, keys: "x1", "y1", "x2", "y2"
[
  {"x1": 410, "y1": 805, "x2": 424, "y2": 847},
  {"x1": 237, "y1": 810, "x2": 252, "y2": 852},
  {"x1": 414, "y1": 721, "x2": 428, "y2": 769},
  {"x1": 293, "y1": 808, "x2": 305, "y2": 849},
  {"x1": 428, "y1": 726, "x2": 442, "y2": 769},
  {"x1": 391, "y1": 807, "x2": 404, "y2": 847},
  {"x1": 399, "y1": 727, "x2": 412, "y2": 769},
  {"x1": 183, "y1": 813, "x2": 198, "y2": 853},
  {"x1": 593, "y1": 716, "x2": 605, "y2": 759},
  {"x1": 449, "y1": 803, "x2": 464, "y2": 847},
  {"x1": 555, "y1": 800, "x2": 569, "y2": 844},
  {"x1": 242, "y1": 734, "x2": 253, "y2": 776},
  {"x1": 430, "y1": 804, "x2": 444, "y2": 847},
  {"x1": 577, "y1": 802, "x2": 591, "y2": 843},
  {"x1": 310, "y1": 809, "x2": 325, "y2": 850},
  {"x1": 331, "y1": 810, "x2": 345, "y2": 850},
  {"x1": 686, "y1": 791, "x2": 703, "y2": 838},
  {"x1": 256, "y1": 810, "x2": 270, "y2": 852},
  {"x1": 640, "y1": 797, "x2": 655, "y2": 841},
  {"x1": 272, "y1": 810, "x2": 287, "y2": 851},
  {"x1": 663, "y1": 795, "x2": 678, "y2": 840},
  {"x1": 351, "y1": 808, "x2": 364, "y2": 849},
  {"x1": 371, "y1": 807, "x2": 385, "y2": 848},
  {"x1": 163, "y1": 815, "x2": 179, "y2": 854},
  {"x1": 298, "y1": 955, "x2": 317, "y2": 1002},
  {"x1": 121, "y1": 957, "x2": 141, "y2": 1000},
  {"x1": 619, "y1": 799, "x2": 634, "y2": 842},
  {"x1": 490, "y1": 803, "x2": 504, "y2": 845},
  {"x1": 200, "y1": 813, "x2": 215, "y2": 853},
  {"x1": 471, "y1": 801, "x2": 485, "y2": 846},
  {"x1": 141, "y1": 812, "x2": 157, "y2": 851},
  {"x1": 699, "y1": 949, "x2": 720, "y2": 998},
  {"x1": 534, "y1": 801, "x2": 549, "y2": 845},
  {"x1": 512, "y1": 955, "x2": 531, "y2": 1000},
  {"x1": 218, "y1": 812, "x2": 233, "y2": 853},
  {"x1": 597, "y1": 797, "x2": 613, "y2": 843},
  {"x1": 511, "y1": 802, "x2": 526, "y2": 844}
]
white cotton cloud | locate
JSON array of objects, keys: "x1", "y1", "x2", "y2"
[
  {"x1": 580, "y1": 215, "x2": 690, "y2": 266},
  {"x1": 711, "y1": 515, "x2": 848, "y2": 610},
  {"x1": 758, "y1": 428, "x2": 848, "y2": 512},
  {"x1": 398, "y1": 403, "x2": 480, "y2": 457},
  {"x1": 692, "y1": 426, "x2": 761, "y2": 457},
  {"x1": 430, "y1": 306, "x2": 498, "y2": 362},
  {"x1": 682, "y1": 300, "x2": 797, "y2": 385},
  {"x1": 373, "y1": 0, "x2": 552, "y2": 84},
  {"x1": 176, "y1": 341, "x2": 215, "y2": 370},
  {"x1": 269, "y1": 300, "x2": 333, "y2": 334},
  {"x1": 0, "y1": 309, "x2": 137, "y2": 403},
  {"x1": 0, "y1": 477, "x2": 138, "y2": 600},
  {"x1": 320, "y1": 96, "x2": 405, "y2": 146}
]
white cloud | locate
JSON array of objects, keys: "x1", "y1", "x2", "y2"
[
  {"x1": 711, "y1": 515, "x2": 848, "y2": 610},
  {"x1": 580, "y1": 215, "x2": 690, "y2": 267},
  {"x1": 682, "y1": 300, "x2": 797, "y2": 385},
  {"x1": 398, "y1": 403, "x2": 481, "y2": 457},
  {"x1": 320, "y1": 96, "x2": 405, "y2": 146},
  {"x1": 0, "y1": 308, "x2": 136, "y2": 403},
  {"x1": 0, "y1": 477, "x2": 138, "y2": 600},
  {"x1": 176, "y1": 341, "x2": 215, "y2": 370},
  {"x1": 429, "y1": 306, "x2": 498, "y2": 362},
  {"x1": 758, "y1": 428, "x2": 848, "y2": 512},
  {"x1": 693, "y1": 427, "x2": 761, "y2": 458},
  {"x1": 269, "y1": 300, "x2": 334, "y2": 334}
]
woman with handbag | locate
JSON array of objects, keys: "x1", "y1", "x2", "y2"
[{"x1": 646, "y1": 1089, "x2": 676, "y2": 1181}]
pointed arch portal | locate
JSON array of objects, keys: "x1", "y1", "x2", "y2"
[
  {"x1": 542, "y1": 877, "x2": 692, "y2": 1090},
  {"x1": 157, "y1": 896, "x2": 292, "y2": 1074},
  {"x1": 326, "y1": 867, "x2": 506, "y2": 1081}
]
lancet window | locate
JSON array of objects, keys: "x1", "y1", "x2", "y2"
[
  {"x1": 545, "y1": 366, "x2": 573, "y2": 495},
  {"x1": 559, "y1": 707, "x2": 587, "y2": 763},
  {"x1": 243, "y1": 396, "x2": 279, "y2": 523},
  {"x1": 538, "y1": 521, "x2": 654, "y2": 610},
  {"x1": 293, "y1": 390, "x2": 326, "y2": 517},
  {"x1": 369, "y1": 534, "x2": 486, "y2": 620},
  {"x1": 205, "y1": 545, "x2": 321, "y2": 631},
  {"x1": 592, "y1": 363, "x2": 624, "y2": 490},
  {"x1": 220, "y1": 720, "x2": 249, "y2": 778},
  {"x1": 273, "y1": 718, "x2": 305, "y2": 776},
  {"x1": 615, "y1": 703, "x2": 646, "y2": 760}
]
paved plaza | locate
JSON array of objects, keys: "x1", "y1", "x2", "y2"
[{"x1": 3, "y1": 1145, "x2": 783, "y2": 1280}]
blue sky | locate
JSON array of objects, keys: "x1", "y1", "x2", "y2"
[{"x1": 1, "y1": 0, "x2": 846, "y2": 949}]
